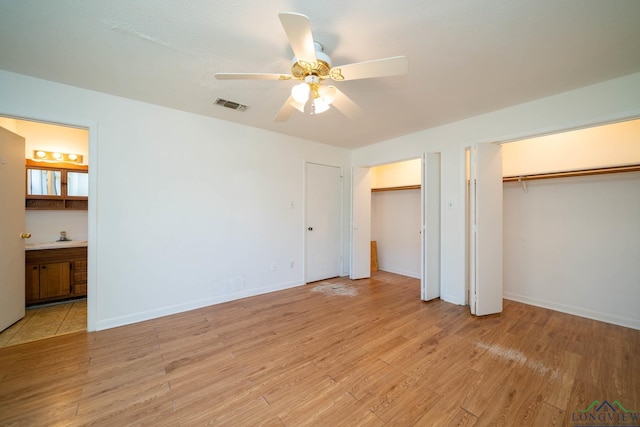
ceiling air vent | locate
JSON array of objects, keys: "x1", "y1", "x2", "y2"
[{"x1": 214, "y1": 98, "x2": 248, "y2": 112}]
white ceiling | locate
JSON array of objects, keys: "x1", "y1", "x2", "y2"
[{"x1": 1, "y1": 1, "x2": 640, "y2": 149}]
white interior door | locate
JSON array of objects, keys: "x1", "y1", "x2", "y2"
[
  {"x1": 351, "y1": 167, "x2": 371, "y2": 279},
  {"x1": 0, "y1": 126, "x2": 26, "y2": 332},
  {"x1": 421, "y1": 153, "x2": 441, "y2": 301},
  {"x1": 305, "y1": 163, "x2": 342, "y2": 283},
  {"x1": 469, "y1": 143, "x2": 503, "y2": 316}
]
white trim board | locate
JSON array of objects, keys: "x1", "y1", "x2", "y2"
[{"x1": 503, "y1": 292, "x2": 640, "y2": 331}]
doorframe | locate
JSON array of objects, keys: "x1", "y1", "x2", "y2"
[
  {"x1": 0, "y1": 112, "x2": 98, "y2": 332},
  {"x1": 303, "y1": 161, "x2": 344, "y2": 284}
]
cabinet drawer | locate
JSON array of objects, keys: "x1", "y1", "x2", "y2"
[
  {"x1": 74, "y1": 284, "x2": 87, "y2": 296},
  {"x1": 74, "y1": 260, "x2": 87, "y2": 272},
  {"x1": 27, "y1": 247, "x2": 87, "y2": 264},
  {"x1": 74, "y1": 260, "x2": 87, "y2": 284},
  {"x1": 74, "y1": 271, "x2": 87, "y2": 283}
]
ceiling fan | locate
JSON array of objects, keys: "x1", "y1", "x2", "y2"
[{"x1": 215, "y1": 12, "x2": 409, "y2": 122}]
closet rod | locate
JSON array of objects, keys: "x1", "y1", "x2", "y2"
[
  {"x1": 503, "y1": 163, "x2": 640, "y2": 183},
  {"x1": 371, "y1": 185, "x2": 421, "y2": 192}
]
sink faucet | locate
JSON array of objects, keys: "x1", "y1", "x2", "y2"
[{"x1": 57, "y1": 231, "x2": 71, "y2": 242}]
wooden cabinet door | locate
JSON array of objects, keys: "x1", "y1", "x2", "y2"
[{"x1": 39, "y1": 262, "x2": 71, "y2": 299}]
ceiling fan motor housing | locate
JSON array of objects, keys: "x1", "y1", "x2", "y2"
[{"x1": 291, "y1": 49, "x2": 332, "y2": 79}]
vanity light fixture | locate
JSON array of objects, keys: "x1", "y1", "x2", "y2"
[{"x1": 33, "y1": 150, "x2": 83, "y2": 164}]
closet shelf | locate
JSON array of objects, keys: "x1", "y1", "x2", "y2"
[
  {"x1": 503, "y1": 163, "x2": 640, "y2": 183},
  {"x1": 371, "y1": 185, "x2": 421, "y2": 192}
]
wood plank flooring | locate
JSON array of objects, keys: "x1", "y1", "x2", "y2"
[{"x1": 0, "y1": 271, "x2": 638, "y2": 426}]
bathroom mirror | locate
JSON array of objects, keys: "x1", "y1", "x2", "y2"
[
  {"x1": 27, "y1": 169, "x2": 61, "y2": 196},
  {"x1": 67, "y1": 171, "x2": 89, "y2": 197}
]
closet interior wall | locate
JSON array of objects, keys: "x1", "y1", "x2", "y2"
[{"x1": 370, "y1": 159, "x2": 422, "y2": 279}]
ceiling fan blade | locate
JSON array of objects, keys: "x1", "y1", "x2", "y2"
[
  {"x1": 330, "y1": 56, "x2": 408, "y2": 81},
  {"x1": 273, "y1": 96, "x2": 301, "y2": 122},
  {"x1": 290, "y1": 98, "x2": 306, "y2": 113},
  {"x1": 215, "y1": 73, "x2": 292, "y2": 80},
  {"x1": 331, "y1": 88, "x2": 363, "y2": 120},
  {"x1": 274, "y1": 97, "x2": 295, "y2": 122},
  {"x1": 279, "y1": 12, "x2": 317, "y2": 65}
]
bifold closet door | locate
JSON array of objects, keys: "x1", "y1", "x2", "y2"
[
  {"x1": 351, "y1": 167, "x2": 371, "y2": 280},
  {"x1": 469, "y1": 143, "x2": 503, "y2": 316},
  {"x1": 421, "y1": 152, "x2": 441, "y2": 301}
]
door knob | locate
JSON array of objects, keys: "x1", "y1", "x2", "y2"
[
  {"x1": 308, "y1": 227, "x2": 313, "y2": 231},
  {"x1": 20, "y1": 233, "x2": 31, "y2": 239}
]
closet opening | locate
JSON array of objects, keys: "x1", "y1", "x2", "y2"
[
  {"x1": 501, "y1": 117, "x2": 640, "y2": 329},
  {"x1": 365, "y1": 154, "x2": 441, "y2": 301},
  {"x1": 371, "y1": 158, "x2": 422, "y2": 280}
]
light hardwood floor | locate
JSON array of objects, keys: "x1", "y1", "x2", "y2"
[{"x1": 0, "y1": 272, "x2": 638, "y2": 426}]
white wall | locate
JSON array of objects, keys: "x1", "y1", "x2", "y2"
[
  {"x1": 0, "y1": 70, "x2": 351, "y2": 331},
  {"x1": 3, "y1": 70, "x2": 640, "y2": 331},
  {"x1": 16, "y1": 119, "x2": 89, "y2": 165},
  {"x1": 503, "y1": 172, "x2": 640, "y2": 329},
  {"x1": 503, "y1": 118, "x2": 640, "y2": 176},
  {"x1": 352, "y1": 71, "x2": 640, "y2": 312},
  {"x1": 371, "y1": 189, "x2": 421, "y2": 278},
  {"x1": 25, "y1": 210, "x2": 88, "y2": 244},
  {"x1": 371, "y1": 158, "x2": 421, "y2": 188}
]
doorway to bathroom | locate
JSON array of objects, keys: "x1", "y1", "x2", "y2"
[{"x1": 0, "y1": 116, "x2": 89, "y2": 346}]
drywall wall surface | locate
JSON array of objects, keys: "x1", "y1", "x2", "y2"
[
  {"x1": 0, "y1": 70, "x2": 351, "y2": 331},
  {"x1": 503, "y1": 118, "x2": 640, "y2": 176},
  {"x1": 352, "y1": 71, "x2": 640, "y2": 307},
  {"x1": 503, "y1": 172, "x2": 640, "y2": 329},
  {"x1": 24, "y1": 210, "x2": 88, "y2": 244},
  {"x1": 371, "y1": 158, "x2": 421, "y2": 188},
  {"x1": 0, "y1": 117, "x2": 18, "y2": 133},
  {"x1": 17, "y1": 119, "x2": 89, "y2": 165},
  {"x1": 371, "y1": 189, "x2": 421, "y2": 278}
]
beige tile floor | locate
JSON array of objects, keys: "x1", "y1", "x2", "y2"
[{"x1": 0, "y1": 299, "x2": 86, "y2": 348}]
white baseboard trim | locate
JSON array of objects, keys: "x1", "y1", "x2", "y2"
[
  {"x1": 95, "y1": 280, "x2": 303, "y2": 331},
  {"x1": 503, "y1": 292, "x2": 640, "y2": 330},
  {"x1": 377, "y1": 266, "x2": 420, "y2": 279}
]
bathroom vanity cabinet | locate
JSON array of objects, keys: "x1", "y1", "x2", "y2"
[{"x1": 25, "y1": 246, "x2": 87, "y2": 305}]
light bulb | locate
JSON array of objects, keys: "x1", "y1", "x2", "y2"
[
  {"x1": 35, "y1": 150, "x2": 47, "y2": 158},
  {"x1": 312, "y1": 98, "x2": 330, "y2": 115},
  {"x1": 52, "y1": 152, "x2": 63, "y2": 160},
  {"x1": 291, "y1": 83, "x2": 310, "y2": 104},
  {"x1": 68, "y1": 154, "x2": 78, "y2": 161}
]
